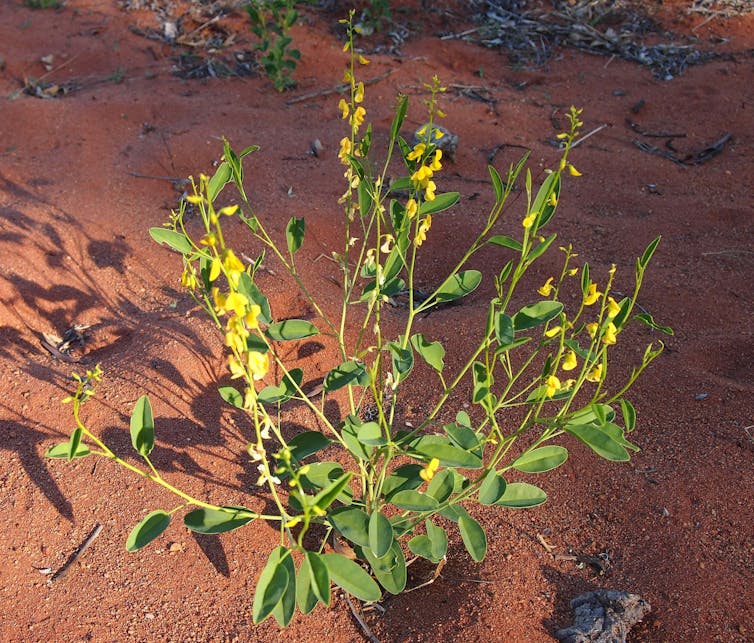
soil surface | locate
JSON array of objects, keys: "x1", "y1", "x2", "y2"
[{"x1": 1, "y1": 1, "x2": 753, "y2": 641}]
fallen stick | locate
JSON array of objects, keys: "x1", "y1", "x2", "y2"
[{"x1": 47, "y1": 523, "x2": 103, "y2": 585}]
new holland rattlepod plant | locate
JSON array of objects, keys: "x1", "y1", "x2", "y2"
[{"x1": 47, "y1": 14, "x2": 671, "y2": 627}]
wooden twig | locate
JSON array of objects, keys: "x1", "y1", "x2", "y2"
[
  {"x1": 47, "y1": 523, "x2": 103, "y2": 584},
  {"x1": 344, "y1": 593, "x2": 380, "y2": 643},
  {"x1": 570, "y1": 123, "x2": 608, "y2": 149}
]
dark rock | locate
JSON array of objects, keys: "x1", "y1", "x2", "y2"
[{"x1": 555, "y1": 590, "x2": 651, "y2": 643}]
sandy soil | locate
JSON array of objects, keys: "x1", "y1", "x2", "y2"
[{"x1": 1, "y1": 1, "x2": 753, "y2": 641}]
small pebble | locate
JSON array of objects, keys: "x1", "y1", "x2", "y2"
[{"x1": 694, "y1": 393, "x2": 708, "y2": 400}]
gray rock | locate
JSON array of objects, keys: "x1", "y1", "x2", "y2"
[{"x1": 555, "y1": 590, "x2": 651, "y2": 643}]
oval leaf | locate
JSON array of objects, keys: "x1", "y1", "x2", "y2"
[
  {"x1": 418, "y1": 191, "x2": 460, "y2": 215},
  {"x1": 184, "y1": 505, "x2": 255, "y2": 534},
  {"x1": 323, "y1": 360, "x2": 370, "y2": 392},
  {"x1": 322, "y1": 553, "x2": 382, "y2": 602},
  {"x1": 126, "y1": 510, "x2": 170, "y2": 552},
  {"x1": 435, "y1": 270, "x2": 482, "y2": 303},
  {"x1": 459, "y1": 514, "x2": 487, "y2": 562},
  {"x1": 266, "y1": 319, "x2": 318, "y2": 341},
  {"x1": 478, "y1": 470, "x2": 507, "y2": 505},
  {"x1": 390, "y1": 489, "x2": 439, "y2": 511},
  {"x1": 129, "y1": 395, "x2": 154, "y2": 457},
  {"x1": 252, "y1": 547, "x2": 290, "y2": 624},
  {"x1": 364, "y1": 540, "x2": 406, "y2": 595},
  {"x1": 286, "y1": 216, "x2": 305, "y2": 255},
  {"x1": 410, "y1": 333, "x2": 445, "y2": 372},
  {"x1": 513, "y1": 301, "x2": 564, "y2": 331},
  {"x1": 218, "y1": 386, "x2": 243, "y2": 409},
  {"x1": 511, "y1": 445, "x2": 568, "y2": 473},
  {"x1": 328, "y1": 506, "x2": 370, "y2": 547},
  {"x1": 566, "y1": 423, "x2": 630, "y2": 462},
  {"x1": 46, "y1": 441, "x2": 90, "y2": 459},
  {"x1": 149, "y1": 227, "x2": 192, "y2": 254},
  {"x1": 495, "y1": 481, "x2": 547, "y2": 508},
  {"x1": 369, "y1": 511, "x2": 394, "y2": 559},
  {"x1": 487, "y1": 235, "x2": 522, "y2": 251}
]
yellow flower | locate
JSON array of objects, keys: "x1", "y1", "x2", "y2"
[
  {"x1": 218, "y1": 205, "x2": 239, "y2": 216},
  {"x1": 245, "y1": 304, "x2": 261, "y2": 330},
  {"x1": 522, "y1": 212, "x2": 537, "y2": 229},
  {"x1": 225, "y1": 316, "x2": 249, "y2": 353},
  {"x1": 584, "y1": 282, "x2": 602, "y2": 306},
  {"x1": 200, "y1": 232, "x2": 217, "y2": 247},
  {"x1": 354, "y1": 81, "x2": 365, "y2": 104},
  {"x1": 411, "y1": 164, "x2": 433, "y2": 186},
  {"x1": 548, "y1": 192, "x2": 558, "y2": 207},
  {"x1": 586, "y1": 322, "x2": 598, "y2": 339},
  {"x1": 568, "y1": 164, "x2": 582, "y2": 177},
  {"x1": 425, "y1": 180, "x2": 437, "y2": 201},
  {"x1": 544, "y1": 326, "x2": 562, "y2": 338},
  {"x1": 419, "y1": 457, "x2": 440, "y2": 482},
  {"x1": 181, "y1": 268, "x2": 197, "y2": 289},
  {"x1": 434, "y1": 128, "x2": 445, "y2": 139},
  {"x1": 248, "y1": 351, "x2": 270, "y2": 380},
  {"x1": 562, "y1": 350, "x2": 578, "y2": 371},
  {"x1": 358, "y1": 54, "x2": 370, "y2": 65},
  {"x1": 351, "y1": 106, "x2": 366, "y2": 129},
  {"x1": 586, "y1": 363, "x2": 603, "y2": 383},
  {"x1": 607, "y1": 296, "x2": 621, "y2": 319},
  {"x1": 222, "y1": 248, "x2": 244, "y2": 273},
  {"x1": 602, "y1": 322, "x2": 618, "y2": 345},
  {"x1": 545, "y1": 375, "x2": 562, "y2": 397},
  {"x1": 567, "y1": 267, "x2": 578, "y2": 276},
  {"x1": 429, "y1": 149, "x2": 442, "y2": 171},
  {"x1": 380, "y1": 234, "x2": 394, "y2": 254},
  {"x1": 338, "y1": 98, "x2": 349, "y2": 119},
  {"x1": 538, "y1": 277, "x2": 555, "y2": 297},
  {"x1": 228, "y1": 354, "x2": 246, "y2": 379},
  {"x1": 338, "y1": 137, "x2": 352, "y2": 164},
  {"x1": 209, "y1": 257, "x2": 222, "y2": 282},
  {"x1": 407, "y1": 143, "x2": 426, "y2": 162},
  {"x1": 405, "y1": 198, "x2": 418, "y2": 219},
  {"x1": 414, "y1": 215, "x2": 432, "y2": 247}
]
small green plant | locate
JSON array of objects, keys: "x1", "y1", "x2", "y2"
[
  {"x1": 48, "y1": 12, "x2": 670, "y2": 627},
  {"x1": 246, "y1": 0, "x2": 303, "y2": 91},
  {"x1": 24, "y1": 0, "x2": 61, "y2": 8}
]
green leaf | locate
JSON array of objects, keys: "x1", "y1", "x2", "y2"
[
  {"x1": 297, "y1": 552, "x2": 330, "y2": 615},
  {"x1": 285, "y1": 217, "x2": 305, "y2": 255},
  {"x1": 434, "y1": 270, "x2": 482, "y2": 303},
  {"x1": 272, "y1": 547, "x2": 296, "y2": 627},
  {"x1": 45, "y1": 441, "x2": 90, "y2": 459},
  {"x1": 126, "y1": 510, "x2": 170, "y2": 552},
  {"x1": 531, "y1": 172, "x2": 560, "y2": 228},
  {"x1": 266, "y1": 319, "x2": 318, "y2": 341},
  {"x1": 567, "y1": 423, "x2": 631, "y2": 461},
  {"x1": 208, "y1": 161, "x2": 231, "y2": 202},
  {"x1": 472, "y1": 361, "x2": 492, "y2": 404},
  {"x1": 381, "y1": 463, "x2": 423, "y2": 500},
  {"x1": 369, "y1": 511, "x2": 394, "y2": 559},
  {"x1": 67, "y1": 427, "x2": 84, "y2": 461},
  {"x1": 364, "y1": 539, "x2": 406, "y2": 595},
  {"x1": 569, "y1": 404, "x2": 615, "y2": 426},
  {"x1": 411, "y1": 436, "x2": 483, "y2": 469},
  {"x1": 511, "y1": 446, "x2": 568, "y2": 473},
  {"x1": 478, "y1": 470, "x2": 507, "y2": 505},
  {"x1": 342, "y1": 415, "x2": 375, "y2": 461},
  {"x1": 313, "y1": 472, "x2": 353, "y2": 512},
  {"x1": 129, "y1": 395, "x2": 155, "y2": 457},
  {"x1": 635, "y1": 312, "x2": 674, "y2": 335},
  {"x1": 322, "y1": 553, "x2": 382, "y2": 602},
  {"x1": 257, "y1": 368, "x2": 304, "y2": 404},
  {"x1": 252, "y1": 547, "x2": 290, "y2": 624},
  {"x1": 487, "y1": 235, "x2": 522, "y2": 252},
  {"x1": 410, "y1": 333, "x2": 445, "y2": 372},
  {"x1": 387, "y1": 341, "x2": 414, "y2": 384},
  {"x1": 184, "y1": 505, "x2": 256, "y2": 534},
  {"x1": 390, "y1": 489, "x2": 439, "y2": 511},
  {"x1": 418, "y1": 191, "x2": 460, "y2": 215},
  {"x1": 218, "y1": 386, "x2": 243, "y2": 409},
  {"x1": 149, "y1": 228, "x2": 192, "y2": 254},
  {"x1": 513, "y1": 301, "x2": 564, "y2": 331},
  {"x1": 527, "y1": 233, "x2": 557, "y2": 263},
  {"x1": 495, "y1": 482, "x2": 547, "y2": 508},
  {"x1": 426, "y1": 468, "x2": 455, "y2": 503},
  {"x1": 444, "y1": 423, "x2": 482, "y2": 456},
  {"x1": 299, "y1": 461, "x2": 344, "y2": 489},
  {"x1": 459, "y1": 514, "x2": 487, "y2": 562},
  {"x1": 329, "y1": 506, "x2": 370, "y2": 547},
  {"x1": 639, "y1": 235, "x2": 661, "y2": 270},
  {"x1": 323, "y1": 360, "x2": 370, "y2": 392},
  {"x1": 495, "y1": 312, "x2": 515, "y2": 347},
  {"x1": 357, "y1": 180, "x2": 373, "y2": 217},
  {"x1": 357, "y1": 421, "x2": 386, "y2": 446},
  {"x1": 236, "y1": 272, "x2": 272, "y2": 324},
  {"x1": 488, "y1": 165, "x2": 504, "y2": 202},
  {"x1": 288, "y1": 430, "x2": 331, "y2": 462},
  {"x1": 620, "y1": 399, "x2": 636, "y2": 432},
  {"x1": 390, "y1": 95, "x2": 409, "y2": 142}
]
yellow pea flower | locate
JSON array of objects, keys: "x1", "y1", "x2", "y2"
[
  {"x1": 209, "y1": 257, "x2": 222, "y2": 282},
  {"x1": 545, "y1": 375, "x2": 562, "y2": 397},
  {"x1": 568, "y1": 164, "x2": 582, "y2": 177},
  {"x1": 407, "y1": 143, "x2": 426, "y2": 162},
  {"x1": 354, "y1": 81, "x2": 365, "y2": 104},
  {"x1": 607, "y1": 296, "x2": 621, "y2": 318},
  {"x1": 562, "y1": 350, "x2": 578, "y2": 371},
  {"x1": 380, "y1": 234, "x2": 394, "y2": 254},
  {"x1": 584, "y1": 282, "x2": 602, "y2": 306},
  {"x1": 248, "y1": 351, "x2": 270, "y2": 380},
  {"x1": 522, "y1": 212, "x2": 537, "y2": 229},
  {"x1": 425, "y1": 180, "x2": 437, "y2": 201},
  {"x1": 544, "y1": 326, "x2": 562, "y2": 338},
  {"x1": 428, "y1": 149, "x2": 442, "y2": 171},
  {"x1": 338, "y1": 98, "x2": 349, "y2": 119},
  {"x1": 405, "y1": 198, "x2": 418, "y2": 219},
  {"x1": 548, "y1": 192, "x2": 558, "y2": 206},
  {"x1": 419, "y1": 457, "x2": 440, "y2": 482},
  {"x1": 538, "y1": 277, "x2": 555, "y2": 297},
  {"x1": 602, "y1": 322, "x2": 618, "y2": 345},
  {"x1": 338, "y1": 137, "x2": 352, "y2": 164},
  {"x1": 200, "y1": 232, "x2": 217, "y2": 247},
  {"x1": 181, "y1": 268, "x2": 197, "y2": 289},
  {"x1": 245, "y1": 304, "x2": 262, "y2": 330},
  {"x1": 358, "y1": 54, "x2": 370, "y2": 65},
  {"x1": 218, "y1": 205, "x2": 239, "y2": 216},
  {"x1": 411, "y1": 164, "x2": 433, "y2": 186},
  {"x1": 414, "y1": 215, "x2": 432, "y2": 247},
  {"x1": 351, "y1": 106, "x2": 366, "y2": 129},
  {"x1": 586, "y1": 322, "x2": 598, "y2": 339},
  {"x1": 586, "y1": 363, "x2": 603, "y2": 383}
]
